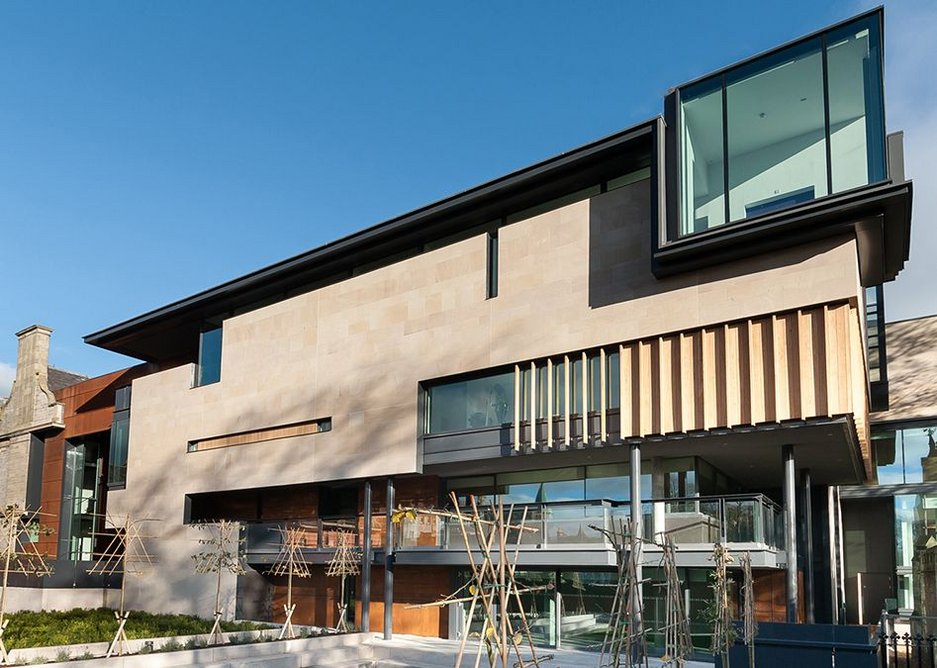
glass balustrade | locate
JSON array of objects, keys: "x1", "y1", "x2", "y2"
[
  {"x1": 243, "y1": 517, "x2": 359, "y2": 554},
  {"x1": 241, "y1": 494, "x2": 782, "y2": 556},
  {"x1": 390, "y1": 494, "x2": 783, "y2": 552}
]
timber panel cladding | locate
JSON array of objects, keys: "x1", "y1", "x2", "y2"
[
  {"x1": 188, "y1": 418, "x2": 330, "y2": 453},
  {"x1": 356, "y1": 565, "x2": 450, "y2": 638},
  {"x1": 35, "y1": 365, "x2": 151, "y2": 559},
  {"x1": 270, "y1": 568, "x2": 340, "y2": 628},
  {"x1": 188, "y1": 485, "x2": 319, "y2": 522},
  {"x1": 751, "y1": 569, "x2": 806, "y2": 623},
  {"x1": 615, "y1": 302, "x2": 868, "y2": 451},
  {"x1": 37, "y1": 433, "x2": 65, "y2": 558},
  {"x1": 56, "y1": 365, "x2": 150, "y2": 439}
]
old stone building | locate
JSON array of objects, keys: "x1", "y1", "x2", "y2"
[{"x1": 0, "y1": 325, "x2": 85, "y2": 510}]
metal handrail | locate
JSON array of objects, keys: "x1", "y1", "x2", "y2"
[
  {"x1": 244, "y1": 515, "x2": 360, "y2": 553},
  {"x1": 244, "y1": 493, "x2": 782, "y2": 553},
  {"x1": 446, "y1": 492, "x2": 780, "y2": 511},
  {"x1": 393, "y1": 492, "x2": 782, "y2": 550}
]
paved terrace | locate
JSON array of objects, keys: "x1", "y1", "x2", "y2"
[{"x1": 369, "y1": 634, "x2": 714, "y2": 667}]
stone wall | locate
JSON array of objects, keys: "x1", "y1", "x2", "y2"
[{"x1": 0, "y1": 325, "x2": 64, "y2": 509}]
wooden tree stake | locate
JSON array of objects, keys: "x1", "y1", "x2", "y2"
[
  {"x1": 0, "y1": 506, "x2": 54, "y2": 665},
  {"x1": 269, "y1": 523, "x2": 314, "y2": 639},
  {"x1": 192, "y1": 520, "x2": 246, "y2": 645},
  {"x1": 87, "y1": 512, "x2": 159, "y2": 658},
  {"x1": 325, "y1": 527, "x2": 360, "y2": 633},
  {"x1": 740, "y1": 552, "x2": 757, "y2": 667},
  {"x1": 709, "y1": 544, "x2": 735, "y2": 667}
]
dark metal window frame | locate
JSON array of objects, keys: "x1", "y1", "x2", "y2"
[
  {"x1": 422, "y1": 364, "x2": 518, "y2": 437},
  {"x1": 194, "y1": 320, "x2": 224, "y2": 388},
  {"x1": 59, "y1": 434, "x2": 108, "y2": 562},
  {"x1": 486, "y1": 222, "x2": 501, "y2": 300},
  {"x1": 664, "y1": 8, "x2": 886, "y2": 245},
  {"x1": 866, "y1": 284, "x2": 889, "y2": 412},
  {"x1": 106, "y1": 407, "x2": 131, "y2": 490}
]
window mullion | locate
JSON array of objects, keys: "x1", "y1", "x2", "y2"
[
  {"x1": 721, "y1": 73, "x2": 730, "y2": 225},
  {"x1": 821, "y1": 33, "x2": 833, "y2": 196}
]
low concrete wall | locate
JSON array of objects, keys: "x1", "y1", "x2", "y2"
[
  {"x1": 2, "y1": 586, "x2": 117, "y2": 613},
  {"x1": 10, "y1": 629, "x2": 367, "y2": 667}
]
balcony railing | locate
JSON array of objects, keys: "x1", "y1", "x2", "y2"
[
  {"x1": 242, "y1": 494, "x2": 781, "y2": 558},
  {"x1": 394, "y1": 494, "x2": 782, "y2": 552},
  {"x1": 244, "y1": 517, "x2": 358, "y2": 555}
]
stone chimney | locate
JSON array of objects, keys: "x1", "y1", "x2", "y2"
[
  {"x1": 0, "y1": 325, "x2": 64, "y2": 509},
  {"x1": 0, "y1": 325, "x2": 63, "y2": 436}
]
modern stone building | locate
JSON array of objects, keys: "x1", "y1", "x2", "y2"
[{"x1": 10, "y1": 7, "x2": 916, "y2": 652}]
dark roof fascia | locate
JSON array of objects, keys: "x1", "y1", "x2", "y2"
[
  {"x1": 652, "y1": 179, "x2": 912, "y2": 285},
  {"x1": 84, "y1": 119, "x2": 657, "y2": 353},
  {"x1": 869, "y1": 416, "x2": 937, "y2": 430},
  {"x1": 670, "y1": 6, "x2": 884, "y2": 93}
]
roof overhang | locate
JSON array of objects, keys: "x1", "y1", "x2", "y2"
[{"x1": 85, "y1": 121, "x2": 657, "y2": 363}]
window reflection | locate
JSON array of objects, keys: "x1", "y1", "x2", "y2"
[
  {"x1": 426, "y1": 370, "x2": 514, "y2": 433},
  {"x1": 726, "y1": 38, "x2": 828, "y2": 222},
  {"x1": 447, "y1": 464, "x2": 658, "y2": 506},
  {"x1": 876, "y1": 426, "x2": 937, "y2": 485},
  {"x1": 680, "y1": 78, "x2": 725, "y2": 235},
  {"x1": 607, "y1": 352, "x2": 620, "y2": 410},
  {"x1": 552, "y1": 360, "x2": 566, "y2": 416},
  {"x1": 894, "y1": 493, "x2": 937, "y2": 615},
  {"x1": 676, "y1": 14, "x2": 886, "y2": 236},
  {"x1": 873, "y1": 424, "x2": 937, "y2": 616},
  {"x1": 827, "y1": 18, "x2": 885, "y2": 191},
  {"x1": 196, "y1": 326, "x2": 223, "y2": 386}
]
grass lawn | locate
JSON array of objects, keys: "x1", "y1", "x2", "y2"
[{"x1": 3, "y1": 608, "x2": 267, "y2": 649}]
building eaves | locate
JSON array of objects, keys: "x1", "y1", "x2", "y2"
[{"x1": 84, "y1": 118, "x2": 657, "y2": 361}]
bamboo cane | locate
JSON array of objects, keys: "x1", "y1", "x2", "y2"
[
  {"x1": 450, "y1": 494, "x2": 503, "y2": 668},
  {"x1": 459, "y1": 494, "x2": 505, "y2": 663},
  {"x1": 468, "y1": 496, "x2": 508, "y2": 666},
  {"x1": 505, "y1": 505, "x2": 542, "y2": 667},
  {"x1": 0, "y1": 512, "x2": 16, "y2": 630},
  {"x1": 404, "y1": 584, "x2": 554, "y2": 609}
]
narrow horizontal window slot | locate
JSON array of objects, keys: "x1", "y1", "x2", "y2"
[{"x1": 188, "y1": 418, "x2": 331, "y2": 453}]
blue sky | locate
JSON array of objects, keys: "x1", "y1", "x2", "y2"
[{"x1": 2, "y1": 1, "x2": 936, "y2": 390}]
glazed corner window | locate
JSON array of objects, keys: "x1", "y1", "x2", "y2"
[
  {"x1": 426, "y1": 371, "x2": 515, "y2": 434},
  {"x1": 677, "y1": 13, "x2": 884, "y2": 236},
  {"x1": 195, "y1": 325, "x2": 223, "y2": 387},
  {"x1": 107, "y1": 386, "x2": 131, "y2": 488}
]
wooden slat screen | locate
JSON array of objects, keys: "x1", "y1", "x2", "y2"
[{"x1": 511, "y1": 302, "x2": 869, "y2": 471}]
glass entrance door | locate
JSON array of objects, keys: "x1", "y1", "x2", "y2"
[{"x1": 60, "y1": 435, "x2": 106, "y2": 561}]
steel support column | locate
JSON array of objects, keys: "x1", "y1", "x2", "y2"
[
  {"x1": 801, "y1": 468, "x2": 815, "y2": 623},
  {"x1": 384, "y1": 477, "x2": 395, "y2": 640},
  {"x1": 361, "y1": 480, "x2": 372, "y2": 632},
  {"x1": 827, "y1": 486, "x2": 839, "y2": 624},
  {"x1": 783, "y1": 445, "x2": 798, "y2": 623},
  {"x1": 630, "y1": 443, "x2": 643, "y2": 627}
]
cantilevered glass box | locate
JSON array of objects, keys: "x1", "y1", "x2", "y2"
[{"x1": 656, "y1": 9, "x2": 908, "y2": 286}]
